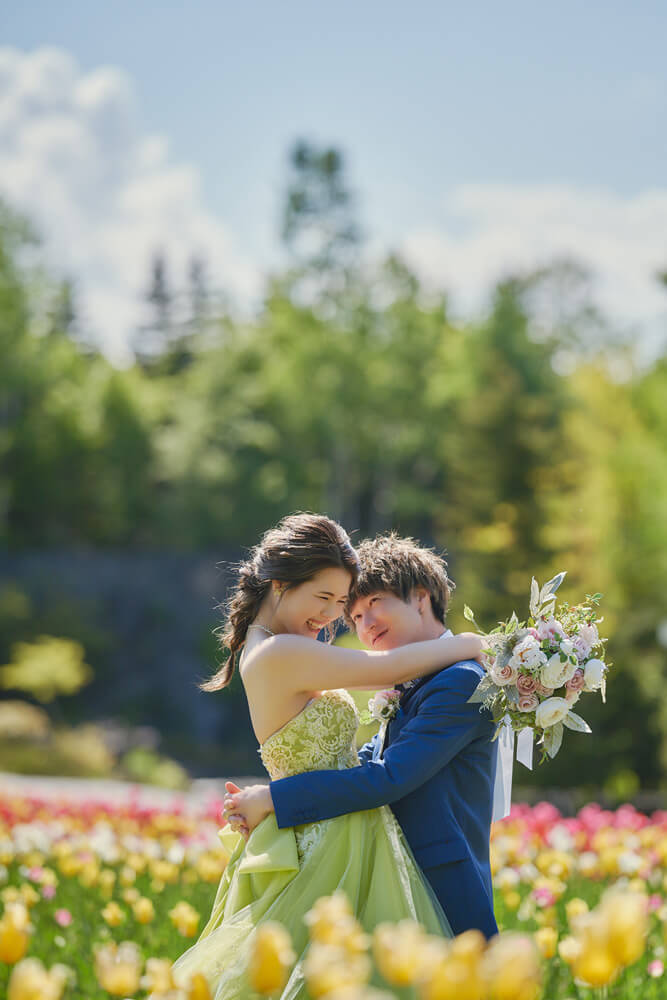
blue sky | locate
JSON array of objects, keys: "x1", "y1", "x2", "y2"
[{"x1": 2, "y1": 2, "x2": 666, "y2": 361}]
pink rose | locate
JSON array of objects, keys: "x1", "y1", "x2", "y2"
[
  {"x1": 518, "y1": 693, "x2": 539, "y2": 712},
  {"x1": 535, "y1": 682, "x2": 554, "y2": 697},
  {"x1": 42, "y1": 885, "x2": 56, "y2": 900},
  {"x1": 54, "y1": 908, "x2": 72, "y2": 927},
  {"x1": 491, "y1": 662, "x2": 518, "y2": 687},
  {"x1": 565, "y1": 687, "x2": 581, "y2": 705},
  {"x1": 566, "y1": 668, "x2": 585, "y2": 692},
  {"x1": 516, "y1": 673, "x2": 538, "y2": 695}
]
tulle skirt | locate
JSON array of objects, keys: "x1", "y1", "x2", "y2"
[{"x1": 171, "y1": 806, "x2": 453, "y2": 999}]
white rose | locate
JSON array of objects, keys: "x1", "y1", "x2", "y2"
[
  {"x1": 510, "y1": 636, "x2": 547, "y2": 671},
  {"x1": 535, "y1": 696, "x2": 570, "y2": 729},
  {"x1": 540, "y1": 653, "x2": 577, "y2": 689},
  {"x1": 583, "y1": 658, "x2": 606, "y2": 691}
]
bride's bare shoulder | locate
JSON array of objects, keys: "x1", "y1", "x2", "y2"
[{"x1": 240, "y1": 634, "x2": 311, "y2": 680}]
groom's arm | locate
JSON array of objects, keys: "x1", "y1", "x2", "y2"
[{"x1": 271, "y1": 662, "x2": 485, "y2": 828}]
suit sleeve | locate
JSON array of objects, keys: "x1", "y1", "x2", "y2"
[{"x1": 270, "y1": 663, "x2": 486, "y2": 828}]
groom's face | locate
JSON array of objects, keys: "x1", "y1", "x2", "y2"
[{"x1": 349, "y1": 589, "x2": 427, "y2": 650}]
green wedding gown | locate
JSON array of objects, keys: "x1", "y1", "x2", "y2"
[{"x1": 171, "y1": 688, "x2": 452, "y2": 998}]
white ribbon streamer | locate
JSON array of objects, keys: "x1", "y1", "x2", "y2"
[{"x1": 491, "y1": 718, "x2": 534, "y2": 823}]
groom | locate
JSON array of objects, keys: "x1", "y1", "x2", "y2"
[{"x1": 225, "y1": 533, "x2": 499, "y2": 938}]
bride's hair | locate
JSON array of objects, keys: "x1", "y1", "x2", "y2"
[{"x1": 200, "y1": 512, "x2": 359, "y2": 691}]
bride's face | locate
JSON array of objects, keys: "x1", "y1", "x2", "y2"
[{"x1": 277, "y1": 567, "x2": 352, "y2": 639}]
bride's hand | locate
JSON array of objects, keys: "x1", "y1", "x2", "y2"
[
  {"x1": 451, "y1": 630, "x2": 485, "y2": 663},
  {"x1": 223, "y1": 782, "x2": 274, "y2": 835}
]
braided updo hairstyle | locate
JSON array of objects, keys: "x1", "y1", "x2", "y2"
[{"x1": 200, "y1": 513, "x2": 359, "y2": 691}]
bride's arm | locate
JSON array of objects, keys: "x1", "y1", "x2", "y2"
[{"x1": 243, "y1": 631, "x2": 484, "y2": 695}]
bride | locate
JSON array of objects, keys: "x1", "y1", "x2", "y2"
[{"x1": 171, "y1": 512, "x2": 484, "y2": 998}]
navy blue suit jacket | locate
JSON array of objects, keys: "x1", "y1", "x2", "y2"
[{"x1": 270, "y1": 659, "x2": 499, "y2": 938}]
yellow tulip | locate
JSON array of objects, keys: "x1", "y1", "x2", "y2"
[
  {"x1": 78, "y1": 861, "x2": 99, "y2": 887},
  {"x1": 373, "y1": 920, "x2": 426, "y2": 986},
  {"x1": 557, "y1": 936, "x2": 581, "y2": 965},
  {"x1": 305, "y1": 891, "x2": 354, "y2": 941},
  {"x1": 119, "y1": 864, "x2": 137, "y2": 886},
  {"x1": 572, "y1": 949, "x2": 619, "y2": 988},
  {"x1": 132, "y1": 896, "x2": 155, "y2": 924},
  {"x1": 420, "y1": 951, "x2": 485, "y2": 1000},
  {"x1": 57, "y1": 856, "x2": 81, "y2": 878},
  {"x1": 304, "y1": 892, "x2": 369, "y2": 952},
  {"x1": 248, "y1": 922, "x2": 297, "y2": 994},
  {"x1": 141, "y1": 956, "x2": 177, "y2": 993},
  {"x1": 150, "y1": 859, "x2": 180, "y2": 884},
  {"x1": 481, "y1": 932, "x2": 542, "y2": 1000},
  {"x1": 600, "y1": 890, "x2": 647, "y2": 967},
  {"x1": 196, "y1": 853, "x2": 226, "y2": 882},
  {"x1": 169, "y1": 900, "x2": 200, "y2": 937},
  {"x1": 0, "y1": 902, "x2": 31, "y2": 964},
  {"x1": 101, "y1": 901, "x2": 126, "y2": 927},
  {"x1": 94, "y1": 941, "x2": 142, "y2": 996},
  {"x1": 535, "y1": 906, "x2": 557, "y2": 928},
  {"x1": 565, "y1": 897, "x2": 589, "y2": 923},
  {"x1": 450, "y1": 929, "x2": 486, "y2": 965},
  {"x1": 303, "y1": 942, "x2": 371, "y2": 998},
  {"x1": 23, "y1": 852, "x2": 45, "y2": 869},
  {"x1": 19, "y1": 885, "x2": 40, "y2": 908},
  {"x1": 534, "y1": 926, "x2": 557, "y2": 959},
  {"x1": 98, "y1": 869, "x2": 117, "y2": 896},
  {"x1": 125, "y1": 852, "x2": 148, "y2": 873},
  {"x1": 7, "y1": 957, "x2": 71, "y2": 1000}
]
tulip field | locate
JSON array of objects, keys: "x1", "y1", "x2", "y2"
[{"x1": 1, "y1": 793, "x2": 666, "y2": 999}]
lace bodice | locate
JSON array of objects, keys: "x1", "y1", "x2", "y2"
[{"x1": 259, "y1": 689, "x2": 360, "y2": 780}]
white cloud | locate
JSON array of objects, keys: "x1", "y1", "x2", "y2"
[
  {"x1": 1, "y1": 47, "x2": 665, "y2": 367},
  {"x1": 400, "y1": 184, "x2": 667, "y2": 363},
  {"x1": 0, "y1": 47, "x2": 259, "y2": 364}
]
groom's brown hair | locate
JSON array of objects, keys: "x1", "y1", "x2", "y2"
[{"x1": 346, "y1": 533, "x2": 455, "y2": 626}]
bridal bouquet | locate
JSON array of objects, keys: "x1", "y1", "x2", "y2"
[{"x1": 465, "y1": 572, "x2": 609, "y2": 761}]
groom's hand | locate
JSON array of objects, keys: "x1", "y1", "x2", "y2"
[{"x1": 223, "y1": 782, "x2": 274, "y2": 835}]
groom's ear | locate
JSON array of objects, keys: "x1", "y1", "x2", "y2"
[{"x1": 414, "y1": 587, "x2": 429, "y2": 614}]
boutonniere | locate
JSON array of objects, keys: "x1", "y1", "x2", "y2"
[{"x1": 360, "y1": 689, "x2": 402, "y2": 726}]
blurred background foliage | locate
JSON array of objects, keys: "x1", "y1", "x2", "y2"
[{"x1": 0, "y1": 142, "x2": 666, "y2": 792}]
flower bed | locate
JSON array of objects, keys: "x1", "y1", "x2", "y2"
[{"x1": 1, "y1": 794, "x2": 665, "y2": 998}]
